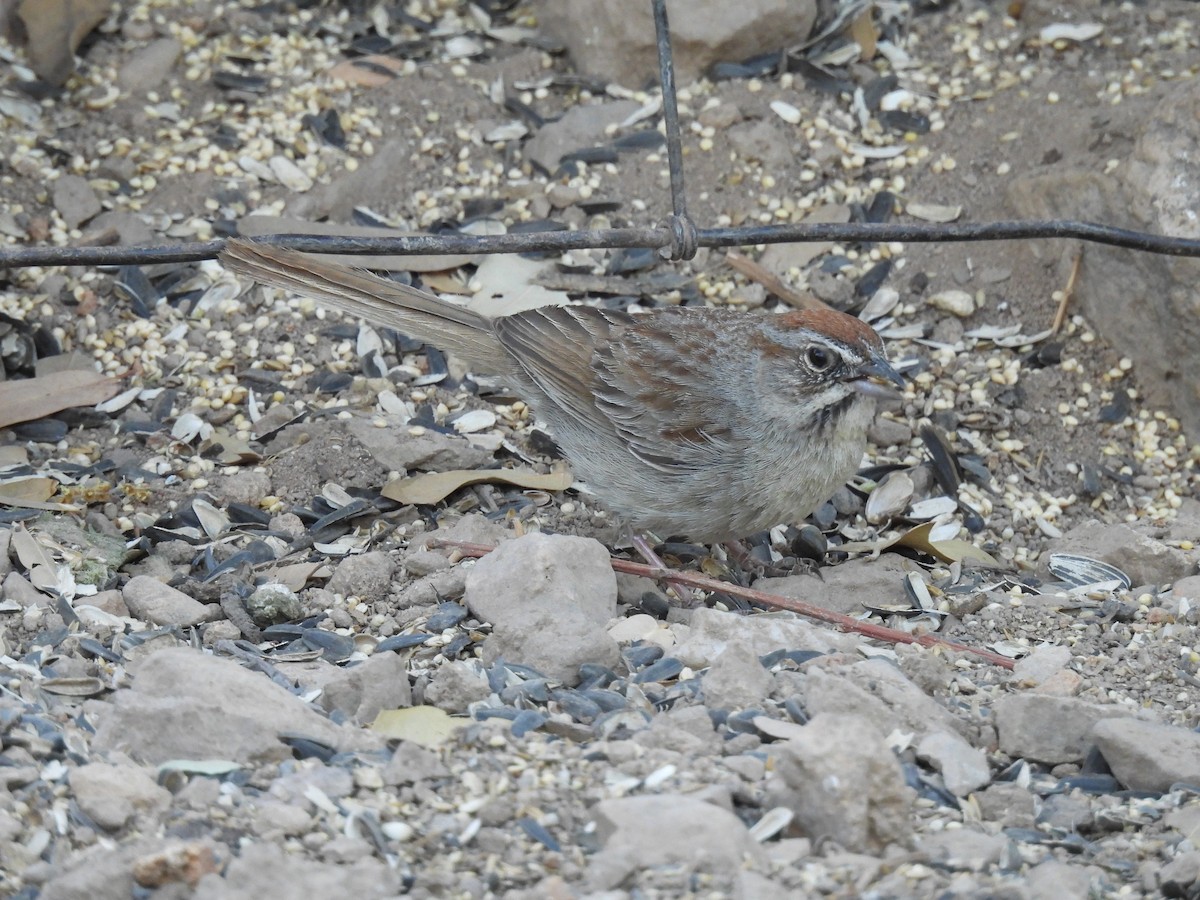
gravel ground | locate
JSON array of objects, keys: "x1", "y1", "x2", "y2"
[{"x1": 1, "y1": 1, "x2": 1198, "y2": 898}]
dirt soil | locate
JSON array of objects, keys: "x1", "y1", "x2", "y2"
[{"x1": 0, "y1": 0, "x2": 1198, "y2": 898}]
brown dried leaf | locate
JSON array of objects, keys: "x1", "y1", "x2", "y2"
[
  {"x1": 16, "y1": 0, "x2": 112, "y2": 86},
  {"x1": 0, "y1": 369, "x2": 121, "y2": 430},
  {"x1": 894, "y1": 521, "x2": 1001, "y2": 567},
  {"x1": 381, "y1": 466, "x2": 572, "y2": 505},
  {"x1": 266, "y1": 562, "x2": 326, "y2": 592},
  {"x1": 327, "y1": 54, "x2": 406, "y2": 88},
  {"x1": 370, "y1": 706, "x2": 463, "y2": 749},
  {"x1": 849, "y1": 7, "x2": 878, "y2": 61},
  {"x1": 11, "y1": 524, "x2": 55, "y2": 571},
  {"x1": 0, "y1": 477, "x2": 55, "y2": 503}
]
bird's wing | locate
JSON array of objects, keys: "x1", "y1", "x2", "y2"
[{"x1": 496, "y1": 306, "x2": 735, "y2": 473}]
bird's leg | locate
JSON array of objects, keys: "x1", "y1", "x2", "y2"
[
  {"x1": 629, "y1": 532, "x2": 703, "y2": 607},
  {"x1": 722, "y1": 539, "x2": 817, "y2": 580}
]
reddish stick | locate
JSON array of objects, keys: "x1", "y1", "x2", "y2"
[{"x1": 427, "y1": 539, "x2": 1016, "y2": 670}]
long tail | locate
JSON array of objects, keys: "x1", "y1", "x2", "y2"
[{"x1": 220, "y1": 239, "x2": 514, "y2": 374}]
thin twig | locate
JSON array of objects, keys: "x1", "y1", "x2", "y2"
[
  {"x1": 428, "y1": 538, "x2": 1017, "y2": 670},
  {"x1": 2, "y1": 219, "x2": 1199, "y2": 270},
  {"x1": 1050, "y1": 247, "x2": 1084, "y2": 335},
  {"x1": 725, "y1": 250, "x2": 826, "y2": 310}
]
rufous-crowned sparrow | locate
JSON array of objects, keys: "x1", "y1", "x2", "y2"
[{"x1": 221, "y1": 239, "x2": 903, "y2": 543}]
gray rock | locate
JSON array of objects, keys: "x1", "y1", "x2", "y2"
[
  {"x1": 1092, "y1": 717, "x2": 1200, "y2": 791},
  {"x1": 673, "y1": 607, "x2": 860, "y2": 669},
  {"x1": 117, "y1": 37, "x2": 181, "y2": 93},
  {"x1": 92, "y1": 647, "x2": 377, "y2": 764},
  {"x1": 916, "y1": 731, "x2": 991, "y2": 797},
  {"x1": 3, "y1": 571, "x2": 47, "y2": 609},
  {"x1": 702, "y1": 639, "x2": 772, "y2": 710},
  {"x1": 0, "y1": 527, "x2": 11, "y2": 580},
  {"x1": 345, "y1": 416, "x2": 493, "y2": 473},
  {"x1": 424, "y1": 658, "x2": 492, "y2": 712},
  {"x1": 974, "y1": 781, "x2": 1038, "y2": 829},
  {"x1": 68, "y1": 762, "x2": 171, "y2": 831},
  {"x1": 585, "y1": 794, "x2": 768, "y2": 890},
  {"x1": 193, "y1": 841, "x2": 400, "y2": 899},
  {"x1": 1007, "y1": 79, "x2": 1200, "y2": 440},
  {"x1": 726, "y1": 119, "x2": 793, "y2": 170},
  {"x1": 86, "y1": 211, "x2": 154, "y2": 245},
  {"x1": 767, "y1": 712, "x2": 915, "y2": 853},
  {"x1": 918, "y1": 827, "x2": 1007, "y2": 871},
  {"x1": 534, "y1": 0, "x2": 818, "y2": 85},
  {"x1": 802, "y1": 659, "x2": 968, "y2": 741},
  {"x1": 1036, "y1": 791, "x2": 1094, "y2": 832},
  {"x1": 383, "y1": 740, "x2": 451, "y2": 786},
  {"x1": 465, "y1": 532, "x2": 619, "y2": 685},
  {"x1": 122, "y1": 575, "x2": 222, "y2": 627},
  {"x1": 214, "y1": 470, "x2": 272, "y2": 505},
  {"x1": 319, "y1": 651, "x2": 411, "y2": 724},
  {"x1": 325, "y1": 551, "x2": 396, "y2": 603},
  {"x1": 523, "y1": 100, "x2": 642, "y2": 172},
  {"x1": 37, "y1": 840, "x2": 163, "y2": 900},
  {"x1": 251, "y1": 800, "x2": 313, "y2": 838},
  {"x1": 1049, "y1": 521, "x2": 1195, "y2": 587},
  {"x1": 868, "y1": 414, "x2": 914, "y2": 449},
  {"x1": 52, "y1": 175, "x2": 102, "y2": 229},
  {"x1": 1010, "y1": 644, "x2": 1073, "y2": 688},
  {"x1": 633, "y1": 704, "x2": 717, "y2": 755},
  {"x1": 758, "y1": 554, "x2": 919, "y2": 617},
  {"x1": 1025, "y1": 860, "x2": 1106, "y2": 900},
  {"x1": 415, "y1": 513, "x2": 509, "y2": 553},
  {"x1": 268, "y1": 763, "x2": 354, "y2": 806},
  {"x1": 1159, "y1": 851, "x2": 1200, "y2": 897},
  {"x1": 993, "y1": 694, "x2": 1136, "y2": 764}
]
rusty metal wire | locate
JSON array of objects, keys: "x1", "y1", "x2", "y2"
[{"x1": 1, "y1": 0, "x2": 1197, "y2": 273}]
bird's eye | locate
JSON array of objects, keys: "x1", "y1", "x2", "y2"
[{"x1": 805, "y1": 346, "x2": 834, "y2": 371}]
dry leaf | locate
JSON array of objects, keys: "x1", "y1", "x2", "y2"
[
  {"x1": 327, "y1": 54, "x2": 406, "y2": 88},
  {"x1": 848, "y1": 7, "x2": 878, "y2": 60},
  {"x1": 0, "y1": 477, "x2": 55, "y2": 503},
  {"x1": 266, "y1": 562, "x2": 326, "y2": 592},
  {"x1": 382, "y1": 467, "x2": 572, "y2": 505},
  {"x1": 839, "y1": 521, "x2": 1001, "y2": 568},
  {"x1": 0, "y1": 369, "x2": 121, "y2": 430},
  {"x1": 0, "y1": 477, "x2": 77, "y2": 511},
  {"x1": 894, "y1": 521, "x2": 1001, "y2": 567},
  {"x1": 465, "y1": 254, "x2": 570, "y2": 319},
  {"x1": 905, "y1": 201, "x2": 963, "y2": 223},
  {"x1": 197, "y1": 431, "x2": 262, "y2": 466},
  {"x1": 370, "y1": 706, "x2": 463, "y2": 749}
]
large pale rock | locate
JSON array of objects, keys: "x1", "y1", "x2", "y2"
[
  {"x1": 673, "y1": 606, "x2": 860, "y2": 669},
  {"x1": 318, "y1": 651, "x2": 411, "y2": 724},
  {"x1": 802, "y1": 659, "x2": 969, "y2": 740},
  {"x1": 122, "y1": 575, "x2": 223, "y2": 627},
  {"x1": 193, "y1": 842, "x2": 400, "y2": 899},
  {"x1": 1007, "y1": 79, "x2": 1200, "y2": 439},
  {"x1": 1092, "y1": 718, "x2": 1200, "y2": 792},
  {"x1": 1048, "y1": 521, "x2": 1196, "y2": 588},
  {"x1": 69, "y1": 763, "x2": 171, "y2": 831},
  {"x1": 585, "y1": 794, "x2": 768, "y2": 890},
  {"x1": 993, "y1": 694, "x2": 1137, "y2": 765},
  {"x1": 465, "y1": 532, "x2": 619, "y2": 685},
  {"x1": 767, "y1": 712, "x2": 915, "y2": 853},
  {"x1": 535, "y1": 0, "x2": 818, "y2": 86},
  {"x1": 92, "y1": 648, "x2": 378, "y2": 764}
]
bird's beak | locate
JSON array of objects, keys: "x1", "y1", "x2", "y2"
[{"x1": 847, "y1": 354, "x2": 905, "y2": 400}]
